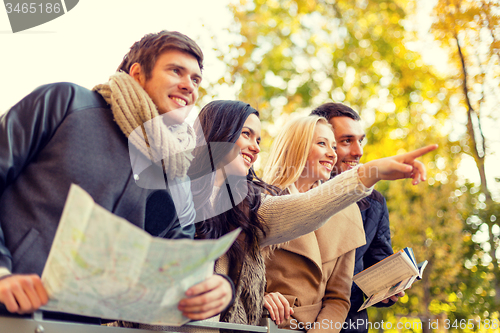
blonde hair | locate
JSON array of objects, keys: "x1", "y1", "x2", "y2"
[{"x1": 263, "y1": 115, "x2": 332, "y2": 190}]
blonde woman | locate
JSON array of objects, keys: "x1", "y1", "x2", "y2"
[{"x1": 263, "y1": 116, "x2": 366, "y2": 332}]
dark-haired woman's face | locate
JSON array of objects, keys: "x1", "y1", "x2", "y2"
[{"x1": 228, "y1": 114, "x2": 261, "y2": 175}]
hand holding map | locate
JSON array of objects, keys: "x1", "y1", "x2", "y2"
[{"x1": 41, "y1": 184, "x2": 239, "y2": 325}]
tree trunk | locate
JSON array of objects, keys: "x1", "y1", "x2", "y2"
[
  {"x1": 455, "y1": 32, "x2": 500, "y2": 306},
  {"x1": 420, "y1": 262, "x2": 433, "y2": 333}
]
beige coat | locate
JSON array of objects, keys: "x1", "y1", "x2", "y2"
[{"x1": 265, "y1": 185, "x2": 366, "y2": 332}]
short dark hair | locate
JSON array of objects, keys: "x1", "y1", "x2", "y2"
[
  {"x1": 118, "y1": 30, "x2": 204, "y2": 80},
  {"x1": 310, "y1": 102, "x2": 361, "y2": 121}
]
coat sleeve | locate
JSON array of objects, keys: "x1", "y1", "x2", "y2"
[
  {"x1": 363, "y1": 196, "x2": 395, "y2": 308},
  {"x1": 363, "y1": 196, "x2": 393, "y2": 268},
  {"x1": 0, "y1": 83, "x2": 74, "y2": 272},
  {"x1": 258, "y1": 166, "x2": 372, "y2": 248},
  {"x1": 309, "y1": 250, "x2": 355, "y2": 333}
]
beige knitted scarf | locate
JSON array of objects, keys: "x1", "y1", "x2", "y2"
[{"x1": 93, "y1": 72, "x2": 195, "y2": 179}]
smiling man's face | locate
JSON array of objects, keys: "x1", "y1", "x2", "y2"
[
  {"x1": 329, "y1": 116, "x2": 366, "y2": 175},
  {"x1": 131, "y1": 49, "x2": 202, "y2": 115}
]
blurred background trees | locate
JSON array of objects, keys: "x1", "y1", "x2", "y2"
[
  {"x1": 208, "y1": 0, "x2": 499, "y2": 331},
  {"x1": 431, "y1": 0, "x2": 500, "y2": 312}
]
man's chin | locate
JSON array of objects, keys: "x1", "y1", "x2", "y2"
[{"x1": 161, "y1": 105, "x2": 194, "y2": 125}]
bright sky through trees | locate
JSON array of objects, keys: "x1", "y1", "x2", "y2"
[
  {"x1": 0, "y1": 0, "x2": 235, "y2": 112},
  {"x1": 0, "y1": 0, "x2": 498, "y2": 197}
]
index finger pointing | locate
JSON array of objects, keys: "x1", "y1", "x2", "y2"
[{"x1": 406, "y1": 145, "x2": 438, "y2": 160}]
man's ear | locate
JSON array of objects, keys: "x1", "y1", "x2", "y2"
[{"x1": 129, "y1": 63, "x2": 146, "y2": 87}]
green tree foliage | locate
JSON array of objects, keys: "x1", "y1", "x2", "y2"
[
  {"x1": 431, "y1": 0, "x2": 500, "y2": 314},
  {"x1": 453, "y1": 183, "x2": 498, "y2": 322},
  {"x1": 221, "y1": 0, "x2": 450, "y2": 157},
  {"x1": 381, "y1": 143, "x2": 470, "y2": 332}
]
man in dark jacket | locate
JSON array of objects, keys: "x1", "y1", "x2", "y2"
[
  {"x1": 311, "y1": 103, "x2": 403, "y2": 333},
  {"x1": 0, "y1": 30, "x2": 232, "y2": 322}
]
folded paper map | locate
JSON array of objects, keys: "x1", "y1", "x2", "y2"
[{"x1": 41, "y1": 184, "x2": 239, "y2": 325}]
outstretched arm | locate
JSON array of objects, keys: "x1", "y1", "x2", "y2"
[
  {"x1": 258, "y1": 145, "x2": 437, "y2": 248},
  {"x1": 259, "y1": 167, "x2": 372, "y2": 247}
]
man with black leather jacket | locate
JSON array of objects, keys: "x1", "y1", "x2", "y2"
[
  {"x1": 311, "y1": 103, "x2": 403, "y2": 333},
  {"x1": 0, "y1": 30, "x2": 233, "y2": 323}
]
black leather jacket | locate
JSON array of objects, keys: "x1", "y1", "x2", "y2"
[{"x1": 0, "y1": 82, "x2": 194, "y2": 276}]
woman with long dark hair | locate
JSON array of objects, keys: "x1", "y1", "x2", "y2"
[{"x1": 187, "y1": 100, "x2": 436, "y2": 326}]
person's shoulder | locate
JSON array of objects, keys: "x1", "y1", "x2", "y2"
[
  {"x1": 357, "y1": 189, "x2": 387, "y2": 212},
  {"x1": 31, "y1": 82, "x2": 107, "y2": 111},
  {"x1": 366, "y1": 189, "x2": 386, "y2": 205},
  {"x1": 32, "y1": 82, "x2": 86, "y2": 95}
]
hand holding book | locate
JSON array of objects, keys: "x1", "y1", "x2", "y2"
[
  {"x1": 380, "y1": 291, "x2": 405, "y2": 304},
  {"x1": 353, "y1": 247, "x2": 428, "y2": 311}
]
